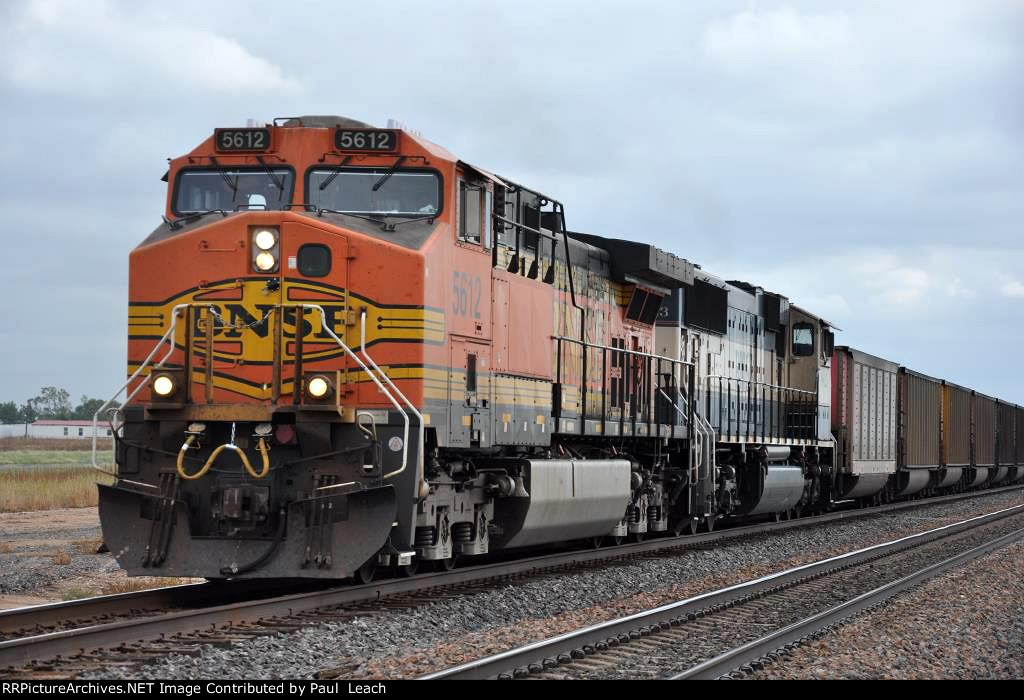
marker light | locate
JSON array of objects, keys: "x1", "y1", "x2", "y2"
[
  {"x1": 254, "y1": 229, "x2": 277, "y2": 250},
  {"x1": 307, "y1": 375, "x2": 331, "y2": 399},
  {"x1": 152, "y1": 374, "x2": 176, "y2": 397},
  {"x1": 255, "y1": 251, "x2": 277, "y2": 271}
]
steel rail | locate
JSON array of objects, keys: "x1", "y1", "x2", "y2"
[
  {"x1": 672, "y1": 526, "x2": 1024, "y2": 680},
  {"x1": 2, "y1": 483, "x2": 1018, "y2": 637},
  {"x1": 1, "y1": 485, "x2": 1021, "y2": 672},
  {"x1": 419, "y1": 501, "x2": 1024, "y2": 680},
  {"x1": 0, "y1": 579, "x2": 319, "y2": 637}
]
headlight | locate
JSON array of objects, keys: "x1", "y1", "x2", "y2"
[
  {"x1": 252, "y1": 226, "x2": 280, "y2": 273},
  {"x1": 306, "y1": 375, "x2": 331, "y2": 399},
  {"x1": 255, "y1": 251, "x2": 277, "y2": 271},
  {"x1": 152, "y1": 374, "x2": 176, "y2": 397},
  {"x1": 254, "y1": 229, "x2": 277, "y2": 250}
]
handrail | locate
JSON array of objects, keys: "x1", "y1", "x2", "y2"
[
  {"x1": 359, "y1": 310, "x2": 427, "y2": 496},
  {"x1": 706, "y1": 373, "x2": 818, "y2": 442},
  {"x1": 705, "y1": 375, "x2": 817, "y2": 397},
  {"x1": 91, "y1": 303, "x2": 189, "y2": 475},
  {"x1": 100, "y1": 302, "x2": 422, "y2": 493},
  {"x1": 692, "y1": 408, "x2": 717, "y2": 483},
  {"x1": 555, "y1": 335, "x2": 695, "y2": 367},
  {"x1": 299, "y1": 304, "x2": 410, "y2": 484},
  {"x1": 657, "y1": 387, "x2": 688, "y2": 424},
  {"x1": 658, "y1": 384, "x2": 715, "y2": 514}
]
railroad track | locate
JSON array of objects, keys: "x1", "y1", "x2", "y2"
[
  {"x1": 2, "y1": 484, "x2": 1021, "y2": 678},
  {"x1": 423, "y1": 502, "x2": 1024, "y2": 680}
]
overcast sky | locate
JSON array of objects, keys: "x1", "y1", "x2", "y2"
[{"x1": 1, "y1": 0, "x2": 1021, "y2": 406}]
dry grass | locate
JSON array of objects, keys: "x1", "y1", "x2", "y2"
[
  {"x1": 62, "y1": 587, "x2": 95, "y2": 601},
  {"x1": 0, "y1": 466, "x2": 114, "y2": 512},
  {"x1": 52, "y1": 550, "x2": 71, "y2": 565},
  {"x1": 100, "y1": 577, "x2": 195, "y2": 595},
  {"x1": 0, "y1": 450, "x2": 95, "y2": 465},
  {"x1": 0, "y1": 437, "x2": 113, "y2": 452},
  {"x1": 73, "y1": 538, "x2": 104, "y2": 555}
]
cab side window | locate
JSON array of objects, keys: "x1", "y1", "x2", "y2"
[
  {"x1": 459, "y1": 180, "x2": 491, "y2": 248},
  {"x1": 792, "y1": 322, "x2": 815, "y2": 357}
]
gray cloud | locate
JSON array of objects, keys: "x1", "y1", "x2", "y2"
[{"x1": 0, "y1": 0, "x2": 1021, "y2": 403}]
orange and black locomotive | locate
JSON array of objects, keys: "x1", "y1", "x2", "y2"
[{"x1": 96, "y1": 116, "x2": 1023, "y2": 581}]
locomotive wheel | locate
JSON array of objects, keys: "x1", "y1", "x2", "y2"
[
  {"x1": 670, "y1": 518, "x2": 698, "y2": 536},
  {"x1": 433, "y1": 556, "x2": 457, "y2": 572},
  {"x1": 704, "y1": 515, "x2": 717, "y2": 532},
  {"x1": 398, "y1": 560, "x2": 419, "y2": 577},
  {"x1": 589, "y1": 536, "x2": 604, "y2": 549},
  {"x1": 353, "y1": 559, "x2": 376, "y2": 585},
  {"x1": 610, "y1": 535, "x2": 625, "y2": 546},
  {"x1": 631, "y1": 532, "x2": 646, "y2": 543},
  {"x1": 772, "y1": 512, "x2": 782, "y2": 523}
]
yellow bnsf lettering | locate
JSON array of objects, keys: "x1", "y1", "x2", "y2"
[
  {"x1": 127, "y1": 279, "x2": 444, "y2": 399},
  {"x1": 204, "y1": 304, "x2": 345, "y2": 340}
]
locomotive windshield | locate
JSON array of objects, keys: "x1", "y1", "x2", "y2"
[
  {"x1": 307, "y1": 168, "x2": 440, "y2": 216},
  {"x1": 173, "y1": 168, "x2": 294, "y2": 214}
]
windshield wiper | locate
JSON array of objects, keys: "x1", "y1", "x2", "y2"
[
  {"x1": 318, "y1": 156, "x2": 353, "y2": 191},
  {"x1": 168, "y1": 209, "x2": 230, "y2": 230},
  {"x1": 379, "y1": 214, "x2": 437, "y2": 231},
  {"x1": 208, "y1": 156, "x2": 238, "y2": 198},
  {"x1": 255, "y1": 155, "x2": 285, "y2": 199},
  {"x1": 315, "y1": 209, "x2": 387, "y2": 227},
  {"x1": 371, "y1": 156, "x2": 407, "y2": 191},
  {"x1": 314, "y1": 209, "x2": 435, "y2": 232}
]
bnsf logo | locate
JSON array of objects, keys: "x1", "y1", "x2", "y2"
[{"x1": 194, "y1": 303, "x2": 347, "y2": 340}]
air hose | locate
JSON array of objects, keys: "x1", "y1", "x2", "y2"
[
  {"x1": 176, "y1": 435, "x2": 271, "y2": 480},
  {"x1": 219, "y1": 506, "x2": 288, "y2": 576}
]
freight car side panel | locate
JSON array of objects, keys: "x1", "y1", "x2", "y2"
[
  {"x1": 996, "y1": 400, "x2": 1015, "y2": 466},
  {"x1": 973, "y1": 393, "x2": 997, "y2": 467},
  {"x1": 1017, "y1": 406, "x2": 1024, "y2": 465},
  {"x1": 898, "y1": 369, "x2": 942, "y2": 469},
  {"x1": 943, "y1": 383, "x2": 972, "y2": 466},
  {"x1": 833, "y1": 347, "x2": 898, "y2": 475}
]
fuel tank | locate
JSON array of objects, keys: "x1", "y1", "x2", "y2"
[
  {"x1": 490, "y1": 459, "x2": 631, "y2": 549},
  {"x1": 743, "y1": 464, "x2": 804, "y2": 516}
]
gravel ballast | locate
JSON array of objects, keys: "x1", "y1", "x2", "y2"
[
  {"x1": 0, "y1": 508, "x2": 118, "y2": 596},
  {"x1": 78, "y1": 489, "x2": 1024, "y2": 680},
  {"x1": 747, "y1": 538, "x2": 1024, "y2": 680}
]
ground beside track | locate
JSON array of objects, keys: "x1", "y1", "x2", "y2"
[
  {"x1": 0, "y1": 507, "x2": 193, "y2": 608},
  {"x1": 72, "y1": 489, "x2": 1024, "y2": 680},
  {"x1": 746, "y1": 538, "x2": 1024, "y2": 680}
]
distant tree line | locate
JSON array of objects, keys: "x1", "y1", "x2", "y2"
[{"x1": 0, "y1": 387, "x2": 120, "y2": 424}]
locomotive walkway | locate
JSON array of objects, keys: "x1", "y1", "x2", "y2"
[
  {"x1": 422, "y1": 501, "x2": 1024, "y2": 680},
  {"x1": 1, "y1": 485, "x2": 1021, "y2": 678}
]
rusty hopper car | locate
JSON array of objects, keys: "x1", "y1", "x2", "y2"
[
  {"x1": 896, "y1": 368, "x2": 943, "y2": 496},
  {"x1": 831, "y1": 347, "x2": 898, "y2": 502}
]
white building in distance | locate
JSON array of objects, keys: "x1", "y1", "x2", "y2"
[{"x1": 0, "y1": 420, "x2": 113, "y2": 440}]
